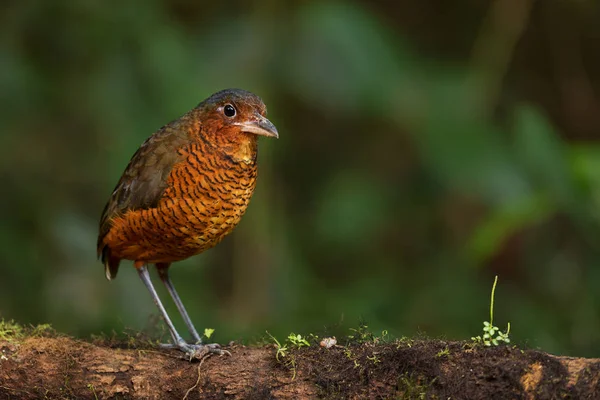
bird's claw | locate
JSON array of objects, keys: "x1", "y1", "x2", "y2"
[
  {"x1": 200, "y1": 343, "x2": 231, "y2": 357},
  {"x1": 183, "y1": 343, "x2": 231, "y2": 360},
  {"x1": 159, "y1": 342, "x2": 231, "y2": 359}
]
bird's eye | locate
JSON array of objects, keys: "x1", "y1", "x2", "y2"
[{"x1": 223, "y1": 104, "x2": 236, "y2": 117}]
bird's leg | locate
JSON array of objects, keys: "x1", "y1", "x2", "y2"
[
  {"x1": 155, "y1": 263, "x2": 202, "y2": 344},
  {"x1": 136, "y1": 264, "x2": 185, "y2": 345},
  {"x1": 136, "y1": 264, "x2": 226, "y2": 358}
]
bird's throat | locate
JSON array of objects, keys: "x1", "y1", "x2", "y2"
[{"x1": 227, "y1": 133, "x2": 258, "y2": 164}]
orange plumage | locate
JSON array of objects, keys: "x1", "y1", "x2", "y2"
[{"x1": 96, "y1": 89, "x2": 278, "y2": 358}]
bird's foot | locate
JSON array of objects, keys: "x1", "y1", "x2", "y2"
[{"x1": 159, "y1": 341, "x2": 231, "y2": 360}]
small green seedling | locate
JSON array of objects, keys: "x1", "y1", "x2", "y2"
[
  {"x1": 266, "y1": 331, "x2": 288, "y2": 361},
  {"x1": 367, "y1": 354, "x2": 381, "y2": 364},
  {"x1": 0, "y1": 320, "x2": 24, "y2": 341},
  {"x1": 348, "y1": 322, "x2": 373, "y2": 343},
  {"x1": 87, "y1": 384, "x2": 99, "y2": 400},
  {"x1": 287, "y1": 333, "x2": 310, "y2": 348},
  {"x1": 435, "y1": 346, "x2": 450, "y2": 358},
  {"x1": 266, "y1": 331, "x2": 310, "y2": 380},
  {"x1": 471, "y1": 276, "x2": 511, "y2": 346},
  {"x1": 203, "y1": 328, "x2": 215, "y2": 339}
]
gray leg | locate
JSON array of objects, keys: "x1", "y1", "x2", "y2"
[
  {"x1": 136, "y1": 265, "x2": 225, "y2": 358},
  {"x1": 156, "y1": 263, "x2": 202, "y2": 344}
]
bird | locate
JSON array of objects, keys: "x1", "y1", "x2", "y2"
[{"x1": 97, "y1": 88, "x2": 278, "y2": 358}]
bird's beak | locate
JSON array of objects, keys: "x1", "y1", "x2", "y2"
[{"x1": 237, "y1": 114, "x2": 279, "y2": 139}]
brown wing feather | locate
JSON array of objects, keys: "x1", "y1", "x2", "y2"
[{"x1": 97, "y1": 117, "x2": 193, "y2": 268}]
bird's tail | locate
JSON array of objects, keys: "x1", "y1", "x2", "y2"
[{"x1": 100, "y1": 245, "x2": 120, "y2": 281}]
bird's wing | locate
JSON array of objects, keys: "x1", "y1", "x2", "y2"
[{"x1": 97, "y1": 120, "x2": 192, "y2": 255}]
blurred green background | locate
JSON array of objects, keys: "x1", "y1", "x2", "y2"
[{"x1": 2, "y1": 0, "x2": 600, "y2": 357}]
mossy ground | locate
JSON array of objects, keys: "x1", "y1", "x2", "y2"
[
  {"x1": 0, "y1": 319, "x2": 55, "y2": 342},
  {"x1": 1, "y1": 320, "x2": 598, "y2": 399}
]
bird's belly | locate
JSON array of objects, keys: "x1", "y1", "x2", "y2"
[
  {"x1": 184, "y1": 201, "x2": 246, "y2": 251},
  {"x1": 110, "y1": 186, "x2": 253, "y2": 263}
]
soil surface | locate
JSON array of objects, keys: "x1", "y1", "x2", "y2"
[{"x1": 1, "y1": 333, "x2": 599, "y2": 399}]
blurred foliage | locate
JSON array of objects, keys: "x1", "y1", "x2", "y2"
[{"x1": 1, "y1": 0, "x2": 600, "y2": 357}]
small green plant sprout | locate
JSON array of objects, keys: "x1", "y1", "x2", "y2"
[
  {"x1": 266, "y1": 331, "x2": 288, "y2": 361},
  {"x1": 396, "y1": 336, "x2": 414, "y2": 349},
  {"x1": 87, "y1": 383, "x2": 99, "y2": 400},
  {"x1": 471, "y1": 276, "x2": 511, "y2": 346},
  {"x1": 367, "y1": 353, "x2": 381, "y2": 364},
  {"x1": 266, "y1": 332, "x2": 306, "y2": 379},
  {"x1": 203, "y1": 328, "x2": 215, "y2": 340},
  {"x1": 287, "y1": 333, "x2": 310, "y2": 348},
  {"x1": 348, "y1": 322, "x2": 373, "y2": 343},
  {"x1": 435, "y1": 346, "x2": 450, "y2": 358},
  {"x1": 376, "y1": 329, "x2": 389, "y2": 344},
  {"x1": 308, "y1": 332, "x2": 320, "y2": 341},
  {"x1": 0, "y1": 319, "x2": 24, "y2": 341}
]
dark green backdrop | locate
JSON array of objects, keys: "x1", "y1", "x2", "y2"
[{"x1": 1, "y1": 0, "x2": 600, "y2": 357}]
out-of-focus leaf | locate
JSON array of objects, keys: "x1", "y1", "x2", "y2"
[
  {"x1": 415, "y1": 77, "x2": 531, "y2": 205},
  {"x1": 466, "y1": 193, "x2": 555, "y2": 264},
  {"x1": 569, "y1": 144, "x2": 600, "y2": 224},
  {"x1": 289, "y1": 1, "x2": 415, "y2": 114},
  {"x1": 512, "y1": 106, "x2": 600, "y2": 247},
  {"x1": 512, "y1": 104, "x2": 579, "y2": 207}
]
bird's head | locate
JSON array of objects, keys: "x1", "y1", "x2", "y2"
[{"x1": 195, "y1": 89, "x2": 278, "y2": 162}]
